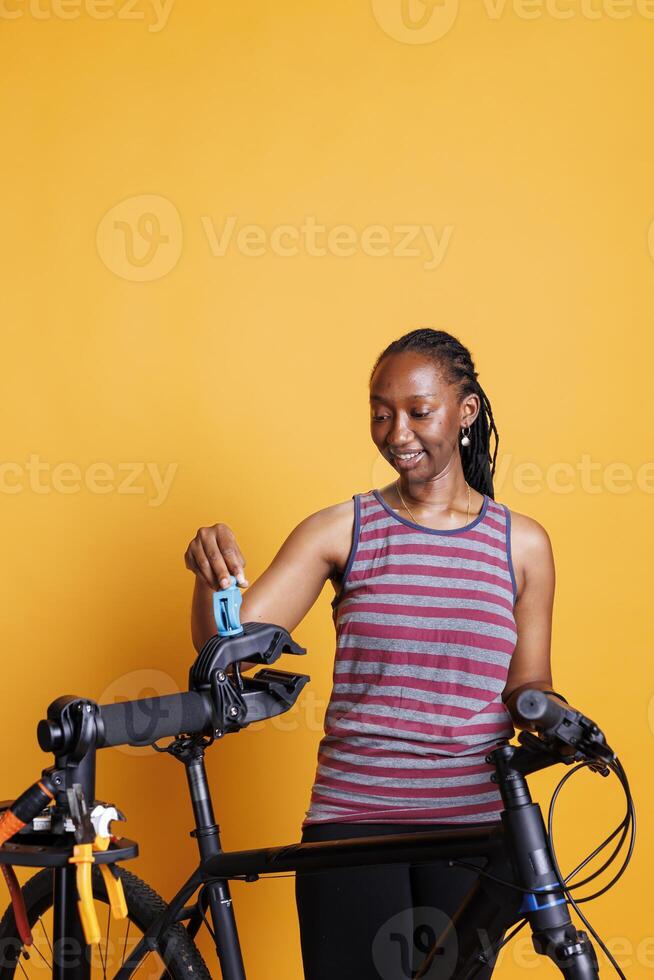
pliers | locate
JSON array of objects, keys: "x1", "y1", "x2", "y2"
[
  {"x1": 67, "y1": 785, "x2": 127, "y2": 945},
  {"x1": 90, "y1": 802, "x2": 128, "y2": 920}
]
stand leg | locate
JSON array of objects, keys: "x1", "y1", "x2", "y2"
[
  {"x1": 183, "y1": 746, "x2": 246, "y2": 980},
  {"x1": 52, "y1": 865, "x2": 91, "y2": 980}
]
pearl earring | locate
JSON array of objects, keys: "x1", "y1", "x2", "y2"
[{"x1": 460, "y1": 425, "x2": 471, "y2": 447}]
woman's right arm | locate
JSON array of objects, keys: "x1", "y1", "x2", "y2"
[{"x1": 185, "y1": 502, "x2": 354, "y2": 654}]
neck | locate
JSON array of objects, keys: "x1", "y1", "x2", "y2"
[{"x1": 396, "y1": 465, "x2": 469, "y2": 511}]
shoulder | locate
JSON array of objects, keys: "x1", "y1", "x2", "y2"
[
  {"x1": 292, "y1": 496, "x2": 358, "y2": 577},
  {"x1": 500, "y1": 504, "x2": 554, "y2": 599},
  {"x1": 299, "y1": 496, "x2": 356, "y2": 533},
  {"x1": 503, "y1": 505, "x2": 553, "y2": 556}
]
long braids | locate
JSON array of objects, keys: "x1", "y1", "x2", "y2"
[{"x1": 369, "y1": 329, "x2": 500, "y2": 499}]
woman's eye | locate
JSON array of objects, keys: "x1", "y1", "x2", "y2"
[{"x1": 372, "y1": 411, "x2": 431, "y2": 422}]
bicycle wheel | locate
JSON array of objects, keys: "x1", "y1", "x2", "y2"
[{"x1": 0, "y1": 865, "x2": 212, "y2": 980}]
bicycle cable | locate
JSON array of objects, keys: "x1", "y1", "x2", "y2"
[
  {"x1": 553, "y1": 757, "x2": 635, "y2": 900},
  {"x1": 546, "y1": 755, "x2": 634, "y2": 980}
]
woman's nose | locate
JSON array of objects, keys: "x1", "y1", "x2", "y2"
[{"x1": 388, "y1": 414, "x2": 413, "y2": 444}]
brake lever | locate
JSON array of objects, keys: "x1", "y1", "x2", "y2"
[{"x1": 521, "y1": 709, "x2": 615, "y2": 776}]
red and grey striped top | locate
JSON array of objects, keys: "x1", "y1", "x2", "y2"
[{"x1": 302, "y1": 488, "x2": 518, "y2": 827}]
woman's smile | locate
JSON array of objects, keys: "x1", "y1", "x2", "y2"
[{"x1": 389, "y1": 448, "x2": 426, "y2": 469}]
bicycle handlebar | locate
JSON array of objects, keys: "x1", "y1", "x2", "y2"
[
  {"x1": 38, "y1": 622, "x2": 310, "y2": 755},
  {"x1": 515, "y1": 688, "x2": 566, "y2": 729},
  {"x1": 514, "y1": 688, "x2": 615, "y2": 768}
]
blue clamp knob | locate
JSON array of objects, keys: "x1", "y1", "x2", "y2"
[{"x1": 213, "y1": 575, "x2": 244, "y2": 637}]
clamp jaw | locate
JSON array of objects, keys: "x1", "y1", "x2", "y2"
[{"x1": 189, "y1": 576, "x2": 310, "y2": 738}]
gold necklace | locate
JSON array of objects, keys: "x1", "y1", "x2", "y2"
[{"x1": 395, "y1": 480, "x2": 471, "y2": 529}]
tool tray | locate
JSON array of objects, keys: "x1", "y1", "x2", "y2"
[{"x1": 0, "y1": 800, "x2": 138, "y2": 868}]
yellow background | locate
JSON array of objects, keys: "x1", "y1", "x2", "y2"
[{"x1": 1, "y1": 0, "x2": 652, "y2": 976}]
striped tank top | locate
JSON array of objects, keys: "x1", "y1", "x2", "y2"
[{"x1": 302, "y1": 488, "x2": 518, "y2": 827}]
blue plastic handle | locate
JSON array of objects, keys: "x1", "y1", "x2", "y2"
[{"x1": 213, "y1": 575, "x2": 244, "y2": 637}]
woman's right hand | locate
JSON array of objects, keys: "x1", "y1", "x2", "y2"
[{"x1": 184, "y1": 524, "x2": 249, "y2": 591}]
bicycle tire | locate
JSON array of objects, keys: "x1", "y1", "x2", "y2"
[{"x1": 0, "y1": 864, "x2": 212, "y2": 980}]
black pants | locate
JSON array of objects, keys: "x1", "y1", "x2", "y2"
[{"x1": 295, "y1": 821, "x2": 523, "y2": 980}]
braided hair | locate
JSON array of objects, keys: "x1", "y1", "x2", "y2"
[{"x1": 369, "y1": 328, "x2": 500, "y2": 499}]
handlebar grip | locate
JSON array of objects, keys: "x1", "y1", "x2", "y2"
[
  {"x1": 514, "y1": 689, "x2": 566, "y2": 730},
  {"x1": 97, "y1": 692, "x2": 213, "y2": 748}
]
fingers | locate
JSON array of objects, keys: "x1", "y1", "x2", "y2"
[
  {"x1": 213, "y1": 527, "x2": 248, "y2": 588},
  {"x1": 184, "y1": 541, "x2": 217, "y2": 589},
  {"x1": 184, "y1": 524, "x2": 249, "y2": 590}
]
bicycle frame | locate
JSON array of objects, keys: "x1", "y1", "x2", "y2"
[
  {"x1": 2, "y1": 671, "x2": 607, "y2": 980},
  {"x1": 114, "y1": 737, "x2": 516, "y2": 980},
  {"x1": 34, "y1": 726, "x2": 597, "y2": 980}
]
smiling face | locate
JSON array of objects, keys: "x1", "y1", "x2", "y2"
[{"x1": 369, "y1": 351, "x2": 480, "y2": 480}]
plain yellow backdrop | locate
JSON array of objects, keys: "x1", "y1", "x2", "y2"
[{"x1": 0, "y1": 0, "x2": 652, "y2": 976}]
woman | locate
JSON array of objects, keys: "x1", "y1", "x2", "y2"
[{"x1": 184, "y1": 328, "x2": 571, "y2": 979}]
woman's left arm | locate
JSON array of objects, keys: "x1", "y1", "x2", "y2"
[{"x1": 501, "y1": 511, "x2": 574, "y2": 731}]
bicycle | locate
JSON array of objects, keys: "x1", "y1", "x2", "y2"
[{"x1": 0, "y1": 578, "x2": 634, "y2": 979}]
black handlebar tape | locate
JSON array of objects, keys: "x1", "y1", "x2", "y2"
[
  {"x1": 515, "y1": 689, "x2": 566, "y2": 730},
  {"x1": 97, "y1": 692, "x2": 213, "y2": 748}
]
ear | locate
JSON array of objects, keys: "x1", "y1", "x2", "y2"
[{"x1": 460, "y1": 392, "x2": 480, "y2": 428}]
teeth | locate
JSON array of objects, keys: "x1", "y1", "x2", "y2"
[{"x1": 393, "y1": 451, "x2": 422, "y2": 459}]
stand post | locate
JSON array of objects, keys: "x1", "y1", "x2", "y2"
[
  {"x1": 51, "y1": 750, "x2": 96, "y2": 980},
  {"x1": 183, "y1": 743, "x2": 247, "y2": 980}
]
